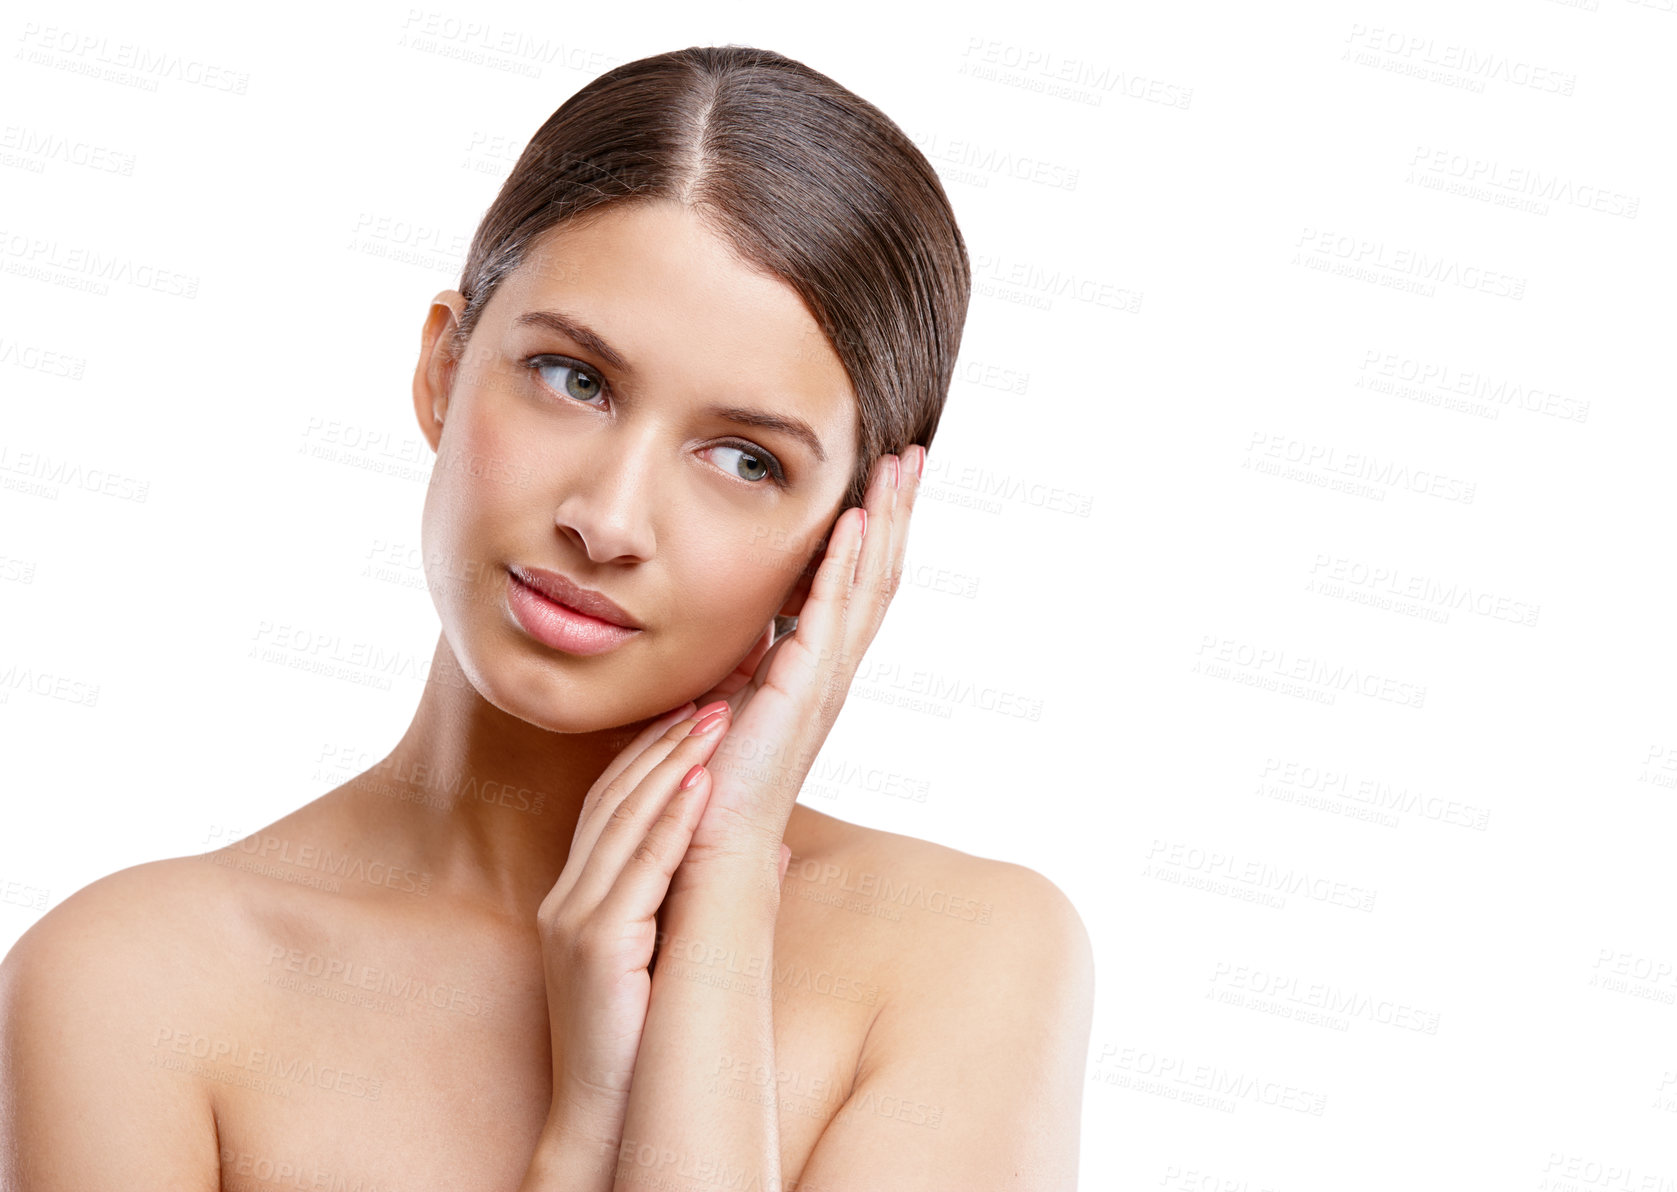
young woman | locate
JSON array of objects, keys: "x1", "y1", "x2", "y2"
[{"x1": 0, "y1": 45, "x2": 1093, "y2": 1191}]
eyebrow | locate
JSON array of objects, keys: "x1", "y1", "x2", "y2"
[
  {"x1": 705, "y1": 405, "x2": 828, "y2": 464},
  {"x1": 513, "y1": 308, "x2": 830, "y2": 463},
  {"x1": 515, "y1": 309, "x2": 629, "y2": 370}
]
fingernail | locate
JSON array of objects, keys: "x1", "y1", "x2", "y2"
[
  {"x1": 694, "y1": 700, "x2": 729, "y2": 720},
  {"x1": 690, "y1": 709, "x2": 728, "y2": 736},
  {"x1": 680, "y1": 764, "x2": 705, "y2": 790}
]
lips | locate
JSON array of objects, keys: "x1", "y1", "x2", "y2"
[{"x1": 507, "y1": 565, "x2": 642, "y2": 629}]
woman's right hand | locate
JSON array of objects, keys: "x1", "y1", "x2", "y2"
[{"x1": 524, "y1": 697, "x2": 733, "y2": 1188}]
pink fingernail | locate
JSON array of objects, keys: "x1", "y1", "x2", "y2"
[
  {"x1": 680, "y1": 764, "x2": 705, "y2": 790},
  {"x1": 690, "y1": 709, "x2": 728, "y2": 736},
  {"x1": 694, "y1": 700, "x2": 729, "y2": 720}
]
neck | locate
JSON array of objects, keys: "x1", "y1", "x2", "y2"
[{"x1": 335, "y1": 633, "x2": 674, "y2": 923}]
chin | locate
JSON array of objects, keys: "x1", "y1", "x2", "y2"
[{"x1": 465, "y1": 629, "x2": 688, "y2": 737}]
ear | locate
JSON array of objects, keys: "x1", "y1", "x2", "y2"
[{"x1": 413, "y1": 290, "x2": 467, "y2": 452}]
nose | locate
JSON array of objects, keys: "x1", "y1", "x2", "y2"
[{"x1": 552, "y1": 425, "x2": 658, "y2": 564}]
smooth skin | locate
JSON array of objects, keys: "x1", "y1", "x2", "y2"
[{"x1": 0, "y1": 200, "x2": 1094, "y2": 1191}]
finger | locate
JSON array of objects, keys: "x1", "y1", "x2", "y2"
[
  {"x1": 559, "y1": 704, "x2": 720, "y2": 900},
  {"x1": 720, "y1": 625, "x2": 797, "y2": 722},
  {"x1": 589, "y1": 701, "x2": 698, "y2": 799},
  {"x1": 788, "y1": 500, "x2": 868, "y2": 659},
  {"x1": 899, "y1": 443, "x2": 924, "y2": 545},
  {"x1": 589, "y1": 703, "x2": 726, "y2": 819},
  {"x1": 878, "y1": 444, "x2": 924, "y2": 620},
  {"x1": 732, "y1": 621, "x2": 777, "y2": 688},
  {"x1": 593, "y1": 763, "x2": 714, "y2": 944},
  {"x1": 855, "y1": 450, "x2": 908, "y2": 629},
  {"x1": 567, "y1": 709, "x2": 732, "y2": 911}
]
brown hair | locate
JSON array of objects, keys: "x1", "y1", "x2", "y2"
[{"x1": 453, "y1": 44, "x2": 971, "y2": 513}]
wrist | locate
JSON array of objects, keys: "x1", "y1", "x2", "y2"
[
  {"x1": 547, "y1": 1066, "x2": 631, "y2": 1119},
  {"x1": 521, "y1": 1112, "x2": 620, "y2": 1192},
  {"x1": 667, "y1": 849, "x2": 786, "y2": 913}
]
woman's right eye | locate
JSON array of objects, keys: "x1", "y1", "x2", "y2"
[{"x1": 529, "y1": 355, "x2": 607, "y2": 405}]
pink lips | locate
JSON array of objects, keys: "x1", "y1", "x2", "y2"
[{"x1": 506, "y1": 566, "x2": 641, "y2": 656}]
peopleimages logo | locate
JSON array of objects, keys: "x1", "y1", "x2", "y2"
[
  {"x1": 1341, "y1": 24, "x2": 1576, "y2": 96},
  {"x1": 1090, "y1": 1042, "x2": 1327, "y2": 1115},
  {"x1": 1208, "y1": 962, "x2": 1443, "y2": 1034},
  {"x1": 1144, "y1": 839, "x2": 1379, "y2": 912},
  {"x1": 0, "y1": 228, "x2": 199, "y2": 298},
  {"x1": 15, "y1": 23, "x2": 252, "y2": 94},
  {"x1": 1195, "y1": 634, "x2": 1429, "y2": 711},
  {"x1": 1245, "y1": 430, "x2": 1477, "y2": 505},
  {"x1": 1294, "y1": 228, "x2": 1526, "y2": 300},
  {"x1": 264, "y1": 946, "x2": 487, "y2": 1017},
  {"x1": 1307, "y1": 553, "x2": 1541, "y2": 628},
  {"x1": 957, "y1": 38, "x2": 1194, "y2": 110},
  {"x1": 1355, "y1": 348, "x2": 1590, "y2": 424},
  {"x1": 150, "y1": 1028, "x2": 383, "y2": 1100},
  {"x1": 205, "y1": 829, "x2": 432, "y2": 896}
]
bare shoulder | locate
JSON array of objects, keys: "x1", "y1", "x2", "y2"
[
  {"x1": 0, "y1": 856, "x2": 231, "y2": 1189},
  {"x1": 783, "y1": 807, "x2": 1095, "y2": 1187},
  {"x1": 0, "y1": 853, "x2": 252, "y2": 1055},
  {"x1": 788, "y1": 803, "x2": 1094, "y2": 965},
  {"x1": 1, "y1": 852, "x2": 244, "y2": 986}
]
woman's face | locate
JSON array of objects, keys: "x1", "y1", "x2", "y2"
[{"x1": 412, "y1": 199, "x2": 860, "y2": 732}]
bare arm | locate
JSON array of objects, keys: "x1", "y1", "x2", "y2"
[
  {"x1": 519, "y1": 700, "x2": 741, "y2": 1192},
  {"x1": 614, "y1": 853, "x2": 784, "y2": 1191},
  {"x1": 0, "y1": 870, "x2": 223, "y2": 1191},
  {"x1": 793, "y1": 860, "x2": 1095, "y2": 1190},
  {"x1": 617, "y1": 846, "x2": 1093, "y2": 1191}
]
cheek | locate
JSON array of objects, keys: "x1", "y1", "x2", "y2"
[
  {"x1": 735, "y1": 514, "x2": 830, "y2": 596},
  {"x1": 446, "y1": 383, "x2": 538, "y2": 499},
  {"x1": 420, "y1": 400, "x2": 532, "y2": 603},
  {"x1": 663, "y1": 513, "x2": 823, "y2": 656},
  {"x1": 672, "y1": 522, "x2": 777, "y2": 626}
]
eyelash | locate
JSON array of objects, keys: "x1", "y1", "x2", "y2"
[{"x1": 522, "y1": 353, "x2": 789, "y2": 488}]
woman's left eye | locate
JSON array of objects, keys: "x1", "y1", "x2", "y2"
[
  {"x1": 710, "y1": 444, "x2": 783, "y2": 485},
  {"x1": 531, "y1": 356, "x2": 606, "y2": 404}
]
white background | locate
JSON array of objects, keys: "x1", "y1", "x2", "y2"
[{"x1": 3, "y1": 1, "x2": 1675, "y2": 1187}]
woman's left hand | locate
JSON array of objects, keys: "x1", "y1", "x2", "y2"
[{"x1": 670, "y1": 446, "x2": 925, "y2": 894}]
